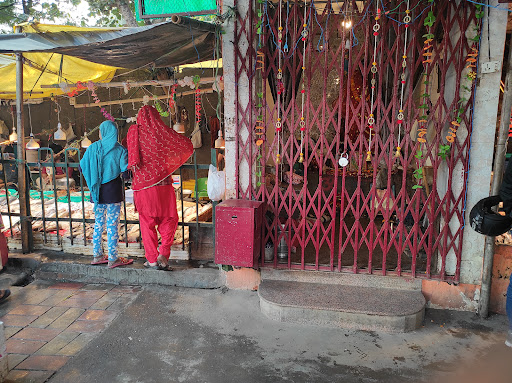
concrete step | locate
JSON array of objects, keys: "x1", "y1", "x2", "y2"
[
  {"x1": 261, "y1": 269, "x2": 422, "y2": 291},
  {"x1": 259, "y1": 277, "x2": 426, "y2": 333},
  {"x1": 8, "y1": 251, "x2": 223, "y2": 289}
]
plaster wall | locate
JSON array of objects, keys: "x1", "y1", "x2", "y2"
[{"x1": 460, "y1": 1, "x2": 507, "y2": 284}]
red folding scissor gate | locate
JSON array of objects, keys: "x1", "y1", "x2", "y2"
[{"x1": 233, "y1": 0, "x2": 479, "y2": 281}]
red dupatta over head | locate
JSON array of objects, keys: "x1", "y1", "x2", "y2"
[{"x1": 127, "y1": 105, "x2": 193, "y2": 191}]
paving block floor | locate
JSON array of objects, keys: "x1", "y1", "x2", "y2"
[{"x1": 0, "y1": 280, "x2": 141, "y2": 383}]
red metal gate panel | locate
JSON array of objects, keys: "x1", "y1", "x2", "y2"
[{"x1": 233, "y1": 0, "x2": 479, "y2": 282}]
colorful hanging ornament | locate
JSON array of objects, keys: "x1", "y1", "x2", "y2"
[
  {"x1": 275, "y1": 0, "x2": 284, "y2": 165},
  {"x1": 169, "y1": 84, "x2": 177, "y2": 111},
  {"x1": 298, "y1": 0, "x2": 308, "y2": 164},
  {"x1": 367, "y1": 3, "x2": 381, "y2": 162},
  {"x1": 195, "y1": 89, "x2": 202, "y2": 125},
  {"x1": 255, "y1": 0, "x2": 265, "y2": 189},
  {"x1": 154, "y1": 97, "x2": 169, "y2": 117},
  {"x1": 445, "y1": 3, "x2": 483, "y2": 144},
  {"x1": 87, "y1": 81, "x2": 114, "y2": 122},
  {"x1": 413, "y1": 4, "x2": 436, "y2": 190},
  {"x1": 417, "y1": 10, "x2": 435, "y2": 145},
  {"x1": 396, "y1": 1, "x2": 411, "y2": 158}
]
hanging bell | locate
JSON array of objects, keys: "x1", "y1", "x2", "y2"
[
  {"x1": 298, "y1": 152, "x2": 304, "y2": 163},
  {"x1": 395, "y1": 146, "x2": 401, "y2": 158},
  {"x1": 366, "y1": 151, "x2": 372, "y2": 162},
  {"x1": 276, "y1": 153, "x2": 281, "y2": 164}
]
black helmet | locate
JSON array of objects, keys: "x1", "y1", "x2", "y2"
[{"x1": 470, "y1": 195, "x2": 512, "y2": 236}]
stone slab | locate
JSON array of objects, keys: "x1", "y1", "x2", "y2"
[
  {"x1": 261, "y1": 269, "x2": 423, "y2": 291},
  {"x1": 258, "y1": 280, "x2": 425, "y2": 333}
]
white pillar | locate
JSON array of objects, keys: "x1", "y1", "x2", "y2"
[
  {"x1": 222, "y1": 0, "x2": 252, "y2": 199},
  {"x1": 461, "y1": 1, "x2": 507, "y2": 284}
]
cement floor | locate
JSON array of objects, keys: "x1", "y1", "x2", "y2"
[{"x1": 45, "y1": 285, "x2": 511, "y2": 383}]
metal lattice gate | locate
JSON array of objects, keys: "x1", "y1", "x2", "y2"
[{"x1": 233, "y1": 0, "x2": 479, "y2": 281}]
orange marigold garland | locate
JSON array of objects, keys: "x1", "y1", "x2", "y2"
[
  {"x1": 443, "y1": 4, "x2": 483, "y2": 148},
  {"x1": 413, "y1": 6, "x2": 435, "y2": 190}
]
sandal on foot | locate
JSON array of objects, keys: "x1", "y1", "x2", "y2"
[
  {"x1": 91, "y1": 255, "x2": 108, "y2": 265},
  {"x1": 157, "y1": 255, "x2": 173, "y2": 271},
  {"x1": 0, "y1": 289, "x2": 10, "y2": 304},
  {"x1": 108, "y1": 257, "x2": 134, "y2": 269},
  {"x1": 143, "y1": 261, "x2": 159, "y2": 270}
]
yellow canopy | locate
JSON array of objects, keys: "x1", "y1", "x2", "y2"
[{"x1": 0, "y1": 23, "x2": 119, "y2": 99}]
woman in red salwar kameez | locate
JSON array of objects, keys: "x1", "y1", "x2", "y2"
[{"x1": 127, "y1": 105, "x2": 193, "y2": 270}]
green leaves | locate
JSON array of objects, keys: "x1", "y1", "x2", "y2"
[
  {"x1": 415, "y1": 150, "x2": 423, "y2": 159},
  {"x1": 438, "y1": 144, "x2": 450, "y2": 160},
  {"x1": 424, "y1": 11, "x2": 436, "y2": 28}
]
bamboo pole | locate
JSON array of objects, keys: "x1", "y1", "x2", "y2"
[
  {"x1": 41, "y1": 78, "x2": 217, "y2": 89},
  {"x1": 70, "y1": 88, "x2": 215, "y2": 108},
  {"x1": 15, "y1": 49, "x2": 32, "y2": 252}
]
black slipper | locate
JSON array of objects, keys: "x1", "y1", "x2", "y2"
[
  {"x1": 143, "y1": 261, "x2": 159, "y2": 270},
  {"x1": 0, "y1": 289, "x2": 11, "y2": 304}
]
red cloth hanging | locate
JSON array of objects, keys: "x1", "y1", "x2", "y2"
[{"x1": 127, "y1": 105, "x2": 193, "y2": 191}]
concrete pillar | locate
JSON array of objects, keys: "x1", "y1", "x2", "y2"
[
  {"x1": 461, "y1": 1, "x2": 507, "y2": 284},
  {"x1": 222, "y1": 0, "x2": 252, "y2": 199}
]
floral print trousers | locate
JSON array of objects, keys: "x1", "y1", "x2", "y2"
[{"x1": 93, "y1": 203, "x2": 121, "y2": 261}]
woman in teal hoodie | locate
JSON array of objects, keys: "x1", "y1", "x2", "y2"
[{"x1": 80, "y1": 121, "x2": 133, "y2": 268}]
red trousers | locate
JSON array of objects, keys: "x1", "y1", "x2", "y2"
[{"x1": 139, "y1": 214, "x2": 178, "y2": 263}]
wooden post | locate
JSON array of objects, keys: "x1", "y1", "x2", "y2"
[{"x1": 15, "y1": 50, "x2": 31, "y2": 253}]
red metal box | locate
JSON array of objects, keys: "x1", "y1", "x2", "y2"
[{"x1": 215, "y1": 199, "x2": 265, "y2": 268}]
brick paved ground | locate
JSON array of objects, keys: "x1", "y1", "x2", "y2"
[{"x1": 0, "y1": 281, "x2": 141, "y2": 383}]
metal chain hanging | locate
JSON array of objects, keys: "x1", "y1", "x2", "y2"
[
  {"x1": 367, "y1": 1, "x2": 381, "y2": 162},
  {"x1": 396, "y1": 0, "x2": 411, "y2": 158}
]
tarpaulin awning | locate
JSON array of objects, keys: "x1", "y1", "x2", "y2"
[
  {"x1": 0, "y1": 18, "x2": 216, "y2": 69},
  {"x1": 0, "y1": 52, "x2": 118, "y2": 99},
  {"x1": 0, "y1": 19, "x2": 217, "y2": 99}
]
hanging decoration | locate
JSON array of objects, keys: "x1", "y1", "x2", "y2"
[
  {"x1": 443, "y1": 3, "x2": 483, "y2": 147},
  {"x1": 395, "y1": 0, "x2": 411, "y2": 158},
  {"x1": 53, "y1": 99, "x2": 67, "y2": 141},
  {"x1": 275, "y1": 0, "x2": 284, "y2": 165},
  {"x1": 298, "y1": 0, "x2": 308, "y2": 164},
  {"x1": 81, "y1": 107, "x2": 91, "y2": 148},
  {"x1": 193, "y1": 75, "x2": 202, "y2": 126},
  {"x1": 254, "y1": 0, "x2": 266, "y2": 188},
  {"x1": 26, "y1": 104, "x2": 40, "y2": 150},
  {"x1": 153, "y1": 97, "x2": 169, "y2": 117},
  {"x1": 9, "y1": 106, "x2": 17, "y2": 143},
  {"x1": 169, "y1": 84, "x2": 177, "y2": 114},
  {"x1": 366, "y1": 2, "x2": 381, "y2": 162},
  {"x1": 87, "y1": 81, "x2": 115, "y2": 121},
  {"x1": 413, "y1": 4, "x2": 436, "y2": 190}
]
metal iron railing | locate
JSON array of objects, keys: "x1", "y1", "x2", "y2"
[{"x1": 0, "y1": 146, "x2": 216, "y2": 256}]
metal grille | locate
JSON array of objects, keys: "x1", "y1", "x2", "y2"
[
  {"x1": 234, "y1": 0, "x2": 478, "y2": 281},
  {"x1": 0, "y1": 147, "x2": 216, "y2": 255}
]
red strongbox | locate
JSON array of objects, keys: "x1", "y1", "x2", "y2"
[{"x1": 215, "y1": 199, "x2": 265, "y2": 268}]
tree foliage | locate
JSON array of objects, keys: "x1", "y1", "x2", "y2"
[{"x1": 0, "y1": 0, "x2": 138, "y2": 32}]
